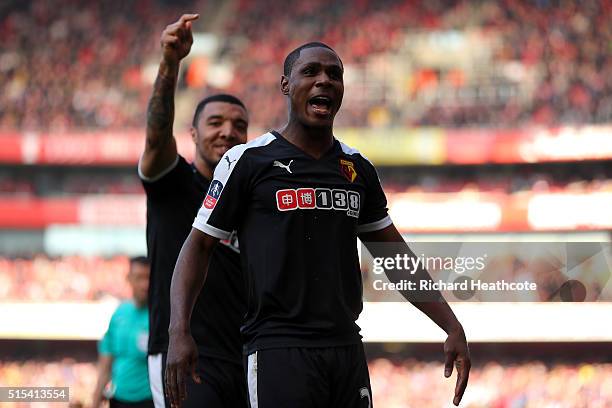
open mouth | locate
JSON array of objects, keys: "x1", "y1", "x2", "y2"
[{"x1": 308, "y1": 96, "x2": 333, "y2": 116}]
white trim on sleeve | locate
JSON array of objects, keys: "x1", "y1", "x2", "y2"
[
  {"x1": 357, "y1": 215, "x2": 392, "y2": 233},
  {"x1": 138, "y1": 154, "x2": 180, "y2": 182},
  {"x1": 192, "y1": 220, "x2": 232, "y2": 240}
]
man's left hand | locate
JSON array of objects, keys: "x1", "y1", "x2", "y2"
[{"x1": 444, "y1": 326, "x2": 471, "y2": 406}]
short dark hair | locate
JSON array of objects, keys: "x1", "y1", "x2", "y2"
[
  {"x1": 129, "y1": 256, "x2": 149, "y2": 266},
  {"x1": 283, "y1": 42, "x2": 342, "y2": 77},
  {"x1": 192, "y1": 94, "x2": 247, "y2": 127}
]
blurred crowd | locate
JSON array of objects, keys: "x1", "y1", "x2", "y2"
[
  {"x1": 0, "y1": 359, "x2": 610, "y2": 407},
  {"x1": 0, "y1": 255, "x2": 131, "y2": 301},
  {"x1": 0, "y1": 0, "x2": 610, "y2": 131},
  {"x1": 0, "y1": 172, "x2": 141, "y2": 197},
  {"x1": 0, "y1": 0, "x2": 184, "y2": 131},
  {"x1": 369, "y1": 359, "x2": 612, "y2": 407},
  {"x1": 226, "y1": 0, "x2": 611, "y2": 128},
  {"x1": 1, "y1": 167, "x2": 611, "y2": 197},
  {"x1": 382, "y1": 165, "x2": 612, "y2": 195},
  {"x1": 0, "y1": 359, "x2": 96, "y2": 408}
]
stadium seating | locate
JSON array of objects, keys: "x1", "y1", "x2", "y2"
[
  {"x1": 0, "y1": 0, "x2": 609, "y2": 130},
  {"x1": 0, "y1": 256, "x2": 131, "y2": 301}
]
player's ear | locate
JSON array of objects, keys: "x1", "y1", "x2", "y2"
[
  {"x1": 280, "y1": 75, "x2": 289, "y2": 95},
  {"x1": 190, "y1": 126, "x2": 198, "y2": 143}
]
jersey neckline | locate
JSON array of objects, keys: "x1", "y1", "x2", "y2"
[
  {"x1": 270, "y1": 130, "x2": 340, "y2": 161},
  {"x1": 190, "y1": 162, "x2": 211, "y2": 189}
]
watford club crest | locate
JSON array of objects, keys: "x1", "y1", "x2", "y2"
[{"x1": 339, "y1": 159, "x2": 357, "y2": 182}]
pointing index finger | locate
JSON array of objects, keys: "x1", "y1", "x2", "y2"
[
  {"x1": 444, "y1": 350, "x2": 455, "y2": 378},
  {"x1": 178, "y1": 14, "x2": 199, "y2": 25}
]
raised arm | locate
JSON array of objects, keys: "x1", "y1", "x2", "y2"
[
  {"x1": 165, "y1": 228, "x2": 218, "y2": 407},
  {"x1": 140, "y1": 14, "x2": 199, "y2": 179},
  {"x1": 359, "y1": 223, "x2": 471, "y2": 406}
]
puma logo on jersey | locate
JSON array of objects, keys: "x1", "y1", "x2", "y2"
[
  {"x1": 273, "y1": 160, "x2": 294, "y2": 174},
  {"x1": 225, "y1": 156, "x2": 237, "y2": 170}
]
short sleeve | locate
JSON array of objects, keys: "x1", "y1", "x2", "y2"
[
  {"x1": 192, "y1": 147, "x2": 251, "y2": 239},
  {"x1": 98, "y1": 314, "x2": 114, "y2": 356},
  {"x1": 356, "y1": 157, "x2": 392, "y2": 233},
  {"x1": 139, "y1": 155, "x2": 191, "y2": 198}
]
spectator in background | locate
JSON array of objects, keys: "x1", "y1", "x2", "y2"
[{"x1": 91, "y1": 256, "x2": 152, "y2": 408}]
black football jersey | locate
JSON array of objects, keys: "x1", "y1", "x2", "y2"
[
  {"x1": 140, "y1": 155, "x2": 244, "y2": 364},
  {"x1": 193, "y1": 131, "x2": 391, "y2": 354}
]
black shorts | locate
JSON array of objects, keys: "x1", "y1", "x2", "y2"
[
  {"x1": 109, "y1": 399, "x2": 154, "y2": 408},
  {"x1": 148, "y1": 353, "x2": 248, "y2": 408},
  {"x1": 245, "y1": 343, "x2": 373, "y2": 408}
]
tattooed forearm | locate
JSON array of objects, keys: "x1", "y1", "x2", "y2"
[{"x1": 146, "y1": 60, "x2": 179, "y2": 150}]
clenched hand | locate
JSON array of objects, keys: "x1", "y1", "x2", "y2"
[{"x1": 160, "y1": 14, "x2": 199, "y2": 63}]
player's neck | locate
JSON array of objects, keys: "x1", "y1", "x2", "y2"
[
  {"x1": 193, "y1": 155, "x2": 213, "y2": 181},
  {"x1": 280, "y1": 120, "x2": 334, "y2": 159},
  {"x1": 133, "y1": 298, "x2": 147, "y2": 309}
]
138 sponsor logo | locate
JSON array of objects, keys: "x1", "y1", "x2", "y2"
[{"x1": 276, "y1": 188, "x2": 360, "y2": 218}]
